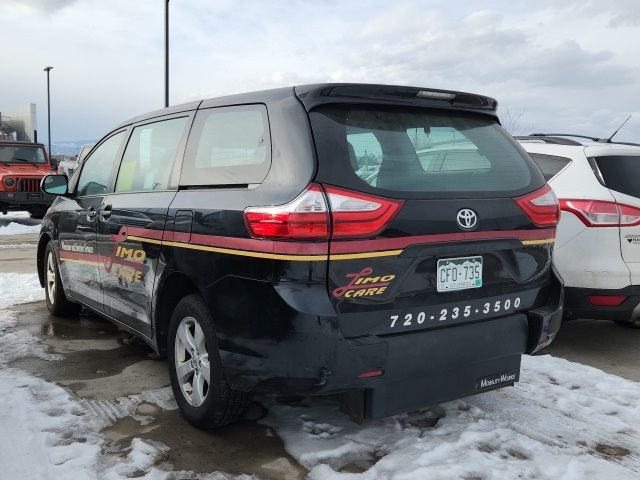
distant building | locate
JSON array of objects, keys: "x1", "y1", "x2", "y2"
[{"x1": 0, "y1": 103, "x2": 37, "y2": 142}]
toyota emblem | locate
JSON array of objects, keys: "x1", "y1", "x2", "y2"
[{"x1": 457, "y1": 209, "x2": 478, "y2": 230}]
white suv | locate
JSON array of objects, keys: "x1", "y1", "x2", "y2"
[{"x1": 519, "y1": 134, "x2": 640, "y2": 326}]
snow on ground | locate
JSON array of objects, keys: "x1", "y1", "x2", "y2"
[
  {"x1": 0, "y1": 221, "x2": 41, "y2": 235},
  {"x1": 0, "y1": 211, "x2": 41, "y2": 234},
  {"x1": 262, "y1": 353, "x2": 640, "y2": 478},
  {"x1": 1, "y1": 211, "x2": 30, "y2": 219},
  {"x1": 0, "y1": 273, "x2": 247, "y2": 479},
  {"x1": 263, "y1": 355, "x2": 640, "y2": 479}
]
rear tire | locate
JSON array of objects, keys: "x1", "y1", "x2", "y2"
[
  {"x1": 167, "y1": 294, "x2": 252, "y2": 428},
  {"x1": 44, "y1": 242, "x2": 81, "y2": 317}
]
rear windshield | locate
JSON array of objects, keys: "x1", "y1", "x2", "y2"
[
  {"x1": 310, "y1": 106, "x2": 543, "y2": 198},
  {"x1": 0, "y1": 145, "x2": 47, "y2": 165},
  {"x1": 594, "y1": 155, "x2": 640, "y2": 198}
]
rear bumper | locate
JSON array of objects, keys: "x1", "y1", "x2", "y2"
[
  {"x1": 239, "y1": 273, "x2": 563, "y2": 418},
  {"x1": 0, "y1": 191, "x2": 54, "y2": 208},
  {"x1": 564, "y1": 285, "x2": 640, "y2": 322}
]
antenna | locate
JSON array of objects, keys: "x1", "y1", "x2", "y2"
[{"x1": 606, "y1": 114, "x2": 632, "y2": 143}]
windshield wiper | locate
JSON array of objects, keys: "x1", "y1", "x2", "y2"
[{"x1": 10, "y1": 157, "x2": 40, "y2": 168}]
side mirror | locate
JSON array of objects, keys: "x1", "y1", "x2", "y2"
[
  {"x1": 50, "y1": 158, "x2": 59, "y2": 171},
  {"x1": 41, "y1": 174, "x2": 68, "y2": 195}
]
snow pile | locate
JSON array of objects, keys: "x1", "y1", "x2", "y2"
[
  {"x1": 0, "y1": 272, "x2": 43, "y2": 312},
  {"x1": 0, "y1": 221, "x2": 41, "y2": 235},
  {"x1": 0, "y1": 273, "x2": 50, "y2": 363},
  {"x1": 264, "y1": 356, "x2": 640, "y2": 479},
  {"x1": 1, "y1": 211, "x2": 30, "y2": 219},
  {"x1": 0, "y1": 368, "x2": 177, "y2": 480}
]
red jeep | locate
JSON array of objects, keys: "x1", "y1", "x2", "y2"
[{"x1": 0, "y1": 141, "x2": 56, "y2": 219}]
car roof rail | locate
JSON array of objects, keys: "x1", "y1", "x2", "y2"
[
  {"x1": 531, "y1": 133, "x2": 603, "y2": 141},
  {"x1": 522, "y1": 133, "x2": 640, "y2": 148},
  {"x1": 514, "y1": 135, "x2": 583, "y2": 146}
]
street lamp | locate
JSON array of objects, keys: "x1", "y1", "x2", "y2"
[
  {"x1": 43, "y1": 66, "x2": 53, "y2": 160},
  {"x1": 164, "y1": 0, "x2": 169, "y2": 108}
]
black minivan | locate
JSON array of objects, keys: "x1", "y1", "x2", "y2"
[{"x1": 38, "y1": 84, "x2": 563, "y2": 427}]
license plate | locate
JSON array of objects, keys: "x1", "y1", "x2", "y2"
[{"x1": 437, "y1": 256, "x2": 482, "y2": 292}]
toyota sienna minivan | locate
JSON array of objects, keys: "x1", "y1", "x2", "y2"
[{"x1": 38, "y1": 84, "x2": 563, "y2": 427}]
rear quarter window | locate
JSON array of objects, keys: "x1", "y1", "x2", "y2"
[
  {"x1": 310, "y1": 106, "x2": 543, "y2": 199},
  {"x1": 180, "y1": 104, "x2": 271, "y2": 186},
  {"x1": 528, "y1": 153, "x2": 572, "y2": 181},
  {"x1": 594, "y1": 155, "x2": 640, "y2": 198}
]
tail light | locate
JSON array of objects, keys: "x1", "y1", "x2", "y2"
[
  {"x1": 559, "y1": 199, "x2": 640, "y2": 227},
  {"x1": 244, "y1": 183, "x2": 403, "y2": 240},
  {"x1": 515, "y1": 184, "x2": 559, "y2": 227},
  {"x1": 244, "y1": 184, "x2": 329, "y2": 239},
  {"x1": 325, "y1": 185, "x2": 403, "y2": 238}
]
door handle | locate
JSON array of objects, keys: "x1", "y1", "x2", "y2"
[
  {"x1": 99, "y1": 204, "x2": 112, "y2": 218},
  {"x1": 86, "y1": 206, "x2": 98, "y2": 221}
]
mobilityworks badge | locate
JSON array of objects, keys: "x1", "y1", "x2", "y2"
[{"x1": 476, "y1": 371, "x2": 518, "y2": 391}]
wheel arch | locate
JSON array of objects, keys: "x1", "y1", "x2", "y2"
[
  {"x1": 153, "y1": 271, "x2": 200, "y2": 357},
  {"x1": 37, "y1": 233, "x2": 53, "y2": 288}
]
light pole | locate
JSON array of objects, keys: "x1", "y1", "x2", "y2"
[
  {"x1": 43, "y1": 66, "x2": 53, "y2": 158},
  {"x1": 164, "y1": 0, "x2": 169, "y2": 108}
]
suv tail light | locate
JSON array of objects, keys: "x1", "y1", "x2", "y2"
[
  {"x1": 244, "y1": 184, "x2": 403, "y2": 240},
  {"x1": 515, "y1": 184, "x2": 559, "y2": 227},
  {"x1": 244, "y1": 184, "x2": 329, "y2": 239},
  {"x1": 325, "y1": 185, "x2": 403, "y2": 238},
  {"x1": 559, "y1": 199, "x2": 640, "y2": 227}
]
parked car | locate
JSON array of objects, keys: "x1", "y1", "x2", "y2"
[
  {"x1": 0, "y1": 140, "x2": 56, "y2": 218},
  {"x1": 519, "y1": 134, "x2": 640, "y2": 326},
  {"x1": 57, "y1": 143, "x2": 95, "y2": 179},
  {"x1": 37, "y1": 84, "x2": 562, "y2": 428}
]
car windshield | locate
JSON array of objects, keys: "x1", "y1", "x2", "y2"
[{"x1": 0, "y1": 145, "x2": 47, "y2": 165}]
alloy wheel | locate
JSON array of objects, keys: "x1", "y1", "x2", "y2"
[
  {"x1": 174, "y1": 316, "x2": 210, "y2": 407},
  {"x1": 46, "y1": 251, "x2": 56, "y2": 302}
]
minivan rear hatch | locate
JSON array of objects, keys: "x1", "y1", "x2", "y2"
[{"x1": 300, "y1": 86, "x2": 557, "y2": 338}]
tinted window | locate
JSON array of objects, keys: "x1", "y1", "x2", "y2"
[
  {"x1": 76, "y1": 131, "x2": 125, "y2": 196},
  {"x1": 310, "y1": 106, "x2": 541, "y2": 198},
  {"x1": 528, "y1": 153, "x2": 571, "y2": 180},
  {"x1": 115, "y1": 117, "x2": 188, "y2": 193},
  {"x1": 180, "y1": 105, "x2": 270, "y2": 186},
  {"x1": 595, "y1": 155, "x2": 640, "y2": 198}
]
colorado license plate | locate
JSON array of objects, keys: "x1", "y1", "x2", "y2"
[{"x1": 437, "y1": 256, "x2": 483, "y2": 292}]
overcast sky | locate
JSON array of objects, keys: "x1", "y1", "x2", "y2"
[{"x1": 1, "y1": 0, "x2": 639, "y2": 143}]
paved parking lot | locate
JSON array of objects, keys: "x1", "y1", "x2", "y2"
[{"x1": 2, "y1": 213, "x2": 640, "y2": 478}]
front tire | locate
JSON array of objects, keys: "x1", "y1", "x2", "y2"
[
  {"x1": 29, "y1": 208, "x2": 47, "y2": 220},
  {"x1": 168, "y1": 294, "x2": 251, "y2": 428},
  {"x1": 44, "y1": 242, "x2": 81, "y2": 317}
]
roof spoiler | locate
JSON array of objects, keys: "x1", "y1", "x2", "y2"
[{"x1": 294, "y1": 83, "x2": 498, "y2": 117}]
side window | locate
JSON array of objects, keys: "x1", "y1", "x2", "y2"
[
  {"x1": 115, "y1": 116, "x2": 189, "y2": 193},
  {"x1": 528, "y1": 153, "x2": 571, "y2": 181},
  {"x1": 76, "y1": 131, "x2": 126, "y2": 196},
  {"x1": 594, "y1": 155, "x2": 640, "y2": 198},
  {"x1": 180, "y1": 104, "x2": 271, "y2": 186}
]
